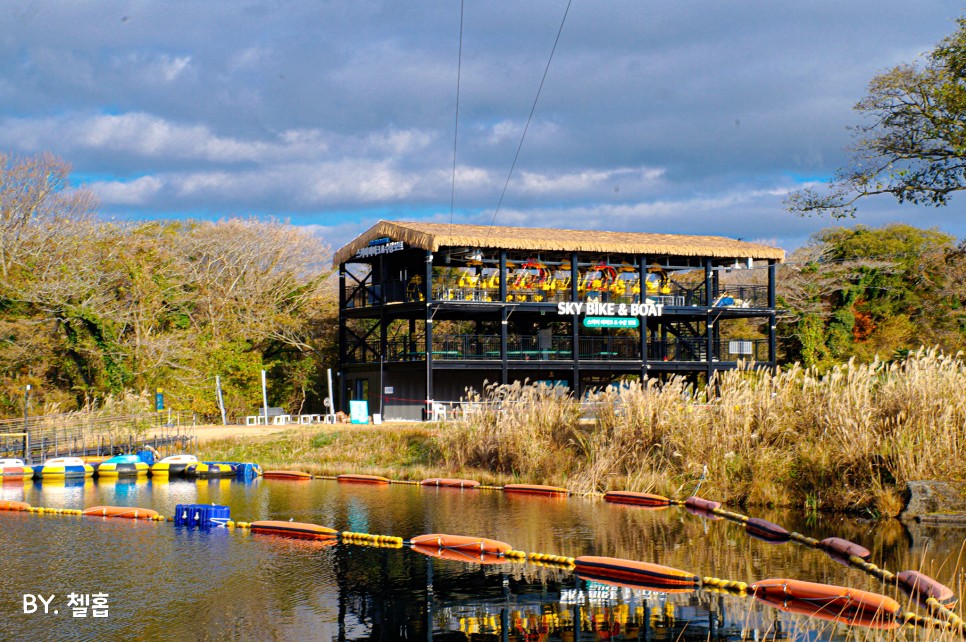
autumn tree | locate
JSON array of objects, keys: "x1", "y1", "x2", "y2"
[
  {"x1": 777, "y1": 224, "x2": 964, "y2": 368},
  {"x1": 787, "y1": 17, "x2": 966, "y2": 217}
]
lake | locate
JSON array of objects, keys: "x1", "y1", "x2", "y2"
[{"x1": 1, "y1": 477, "x2": 962, "y2": 640}]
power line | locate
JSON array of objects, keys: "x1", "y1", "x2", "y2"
[
  {"x1": 449, "y1": 0, "x2": 465, "y2": 225},
  {"x1": 485, "y1": 0, "x2": 573, "y2": 238}
]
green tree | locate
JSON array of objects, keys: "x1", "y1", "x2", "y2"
[
  {"x1": 788, "y1": 17, "x2": 966, "y2": 217},
  {"x1": 777, "y1": 224, "x2": 964, "y2": 367}
]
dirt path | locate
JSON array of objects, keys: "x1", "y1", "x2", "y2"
[{"x1": 191, "y1": 423, "x2": 294, "y2": 443}]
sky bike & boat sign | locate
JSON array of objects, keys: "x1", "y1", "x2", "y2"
[
  {"x1": 355, "y1": 237, "x2": 405, "y2": 258},
  {"x1": 557, "y1": 301, "x2": 664, "y2": 321}
]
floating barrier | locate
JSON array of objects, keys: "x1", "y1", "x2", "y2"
[
  {"x1": 819, "y1": 537, "x2": 871, "y2": 561},
  {"x1": 82, "y1": 505, "x2": 160, "y2": 520},
  {"x1": 684, "y1": 496, "x2": 721, "y2": 512},
  {"x1": 750, "y1": 578, "x2": 900, "y2": 618},
  {"x1": 263, "y1": 470, "x2": 312, "y2": 480},
  {"x1": 339, "y1": 531, "x2": 404, "y2": 547},
  {"x1": 745, "y1": 517, "x2": 790, "y2": 542},
  {"x1": 684, "y1": 504, "x2": 722, "y2": 520},
  {"x1": 32, "y1": 457, "x2": 94, "y2": 479},
  {"x1": 250, "y1": 520, "x2": 337, "y2": 541},
  {"x1": 503, "y1": 484, "x2": 568, "y2": 497},
  {"x1": 580, "y1": 571, "x2": 698, "y2": 594},
  {"x1": 756, "y1": 593, "x2": 900, "y2": 630},
  {"x1": 897, "y1": 570, "x2": 958, "y2": 607},
  {"x1": 410, "y1": 533, "x2": 513, "y2": 555},
  {"x1": 0, "y1": 458, "x2": 33, "y2": 480},
  {"x1": 337, "y1": 474, "x2": 390, "y2": 485},
  {"x1": 94, "y1": 455, "x2": 149, "y2": 478},
  {"x1": 411, "y1": 543, "x2": 507, "y2": 565},
  {"x1": 420, "y1": 478, "x2": 480, "y2": 489},
  {"x1": 0, "y1": 500, "x2": 30, "y2": 511},
  {"x1": 603, "y1": 491, "x2": 670, "y2": 507},
  {"x1": 150, "y1": 454, "x2": 199, "y2": 476},
  {"x1": 174, "y1": 503, "x2": 230, "y2": 528},
  {"x1": 701, "y1": 576, "x2": 749, "y2": 595},
  {"x1": 573, "y1": 556, "x2": 699, "y2": 589}
]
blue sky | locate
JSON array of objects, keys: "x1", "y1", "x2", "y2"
[{"x1": 2, "y1": 1, "x2": 965, "y2": 253}]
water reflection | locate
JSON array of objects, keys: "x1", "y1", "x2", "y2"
[{"x1": 0, "y1": 478, "x2": 961, "y2": 640}]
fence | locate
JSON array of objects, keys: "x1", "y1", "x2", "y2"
[{"x1": 0, "y1": 411, "x2": 196, "y2": 463}]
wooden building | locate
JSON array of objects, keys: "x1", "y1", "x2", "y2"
[{"x1": 334, "y1": 221, "x2": 785, "y2": 420}]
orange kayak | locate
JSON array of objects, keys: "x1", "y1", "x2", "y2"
[
  {"x1": 263, "y1": 470, "x2": 312, "y2": 480},
  {"x1": 337, "y1": 474, "x2": 390, "y2": 484},
  {"x1": 751, "y1": 578, "x2": 900, "y2": 616},
  {"x1": 410, "y1": 533, "x2": 512, "y2": 555},
  {"x1": 574, "y1": 556, "x2": 699, "y2": 588},
  {"x1": 250, "y1": 520, "x2": 338, "y2": 540},
  {"x1": 604, "y1": 491, "x2": 670, "y2": 507},
  {"x1": 756, "y1": 593, "x2": 899, "y2": 630},
  {"x1": 0, "y1": 500, "x2": 30, "y2": 511},
  {"x1": 83, "y1": 506, "x2": 159, "y2": 520},
  {"x1": 503, "y1": 484, "x2": 568, "y2": 497},
  {"x1": 420, "y1": 478, "x2": 480, "y2": 488}
]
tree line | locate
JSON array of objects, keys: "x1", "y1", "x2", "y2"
[
  {"x1": 0, "y1": 152, "x2": 336, "y2": 420},
  {"x1": 1, "y1": 152, "x2": 965, "y2": 420}
]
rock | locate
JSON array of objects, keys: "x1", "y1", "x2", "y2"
[{"x1": 901, "y1": 480, "x2": 966, "y2": 521}]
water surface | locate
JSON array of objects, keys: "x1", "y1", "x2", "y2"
[{"x1": 0, "y1": 478, "x2": 961, "y2": 640}]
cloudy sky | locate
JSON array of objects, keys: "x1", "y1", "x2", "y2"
[{"x1": 2, "y1": 1, "x2": 964, "y2": 253}]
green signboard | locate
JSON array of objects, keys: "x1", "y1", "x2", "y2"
[{"x1": 583, "y1": 316, "x2": 640, "y2": 328}]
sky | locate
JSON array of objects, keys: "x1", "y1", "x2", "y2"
[{"x1": 2, "y1": 1, "x2": 965, "y2": 255}]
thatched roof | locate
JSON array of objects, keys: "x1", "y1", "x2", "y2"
[{"x1": 334, "y1": 220, "x2": 785, "y2": 265}]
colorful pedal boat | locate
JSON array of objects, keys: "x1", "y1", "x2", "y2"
[
  {"x1": 0, "y1": 458, "x2": 33, "y2": 480},
  {"x1": 32, "y1": 457, "x2": 94, "y2": 479},
  {"x1": 184, "y1": 462, "x2": 235, "y2": 478},
  {"x1": 94, "y1": 454, "x2": 149, "y2": 478},
  {"x1": 150, "y1": 454, "x2": 199, "y2": 476}
]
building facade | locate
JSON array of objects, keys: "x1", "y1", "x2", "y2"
[{"x1": 335, "y1": 221, "x2": 784, "y2": 420}]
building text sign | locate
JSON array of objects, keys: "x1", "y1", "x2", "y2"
[
  {"x1": 557, "y1": 301, "x2": 663, "y2": 317},
  {"x1": 355, "y1": 240, "x2": 404, "y2": 258}
]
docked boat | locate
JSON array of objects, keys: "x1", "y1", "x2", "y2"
[
  {"x1": 32, "y1": 457, "x2": 94, "y2": 479},
  {"x1": 94, "y1": 454, "x2": 149, "y2": 478},
  {"x1": 184, "y1": 462, "x2": 235, "y2": 478},
  {"x1": 0, "y1": 458, "x2": 33, "y2": 480},
  {"x1": 150, "y1": 454, "x2": 198, "y2": 477}
]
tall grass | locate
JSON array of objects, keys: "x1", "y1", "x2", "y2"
[{"x1": 440, "y1": 349, "x2": 966, "y2": 513}]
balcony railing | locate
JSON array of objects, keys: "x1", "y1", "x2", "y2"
[
  {"x1": 349, "y1": 335, "x2": 770, "y2": 364},
  {"x1": 343, "y1": 273, "x2": 771, "y2": 311}
]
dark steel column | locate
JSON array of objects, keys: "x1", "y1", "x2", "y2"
[
  {"x1": 768, "y1": 259, "x2": 777, "y2": 368},
  {"x1": 425, "y1": 251, "x2": 433, "y2": 417},
  {"x1": 705, "y1": 258, "x2": 713, "y2": 384},
  {"x1": 639, "y1": 254, "x2": 648, "y2": 380},
  {"x1": 338, "y1": 262, "x2": 347, "y2": 413},
  {"x1": 571, "y1": 251, "x2": 580, "y2": 397},
  {"x1": 500, "y1": 250, "x2": 508, "y2": 384}
]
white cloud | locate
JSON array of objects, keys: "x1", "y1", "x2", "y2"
[{"x1": 90, "y1": 175, "x2": 163, "y2": 205}]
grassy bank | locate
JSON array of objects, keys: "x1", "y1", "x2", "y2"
[{"x1": 198, "y1": 349, "x2": 966, "y2": 515}]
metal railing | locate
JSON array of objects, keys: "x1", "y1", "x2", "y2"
[{"x1": 0, "y1": 411, "x2": 196, "y2": 463}]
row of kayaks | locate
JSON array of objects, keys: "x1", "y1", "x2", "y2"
[{"x1": 0, "y1": 455, "x2": 261, "y2": 480}]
